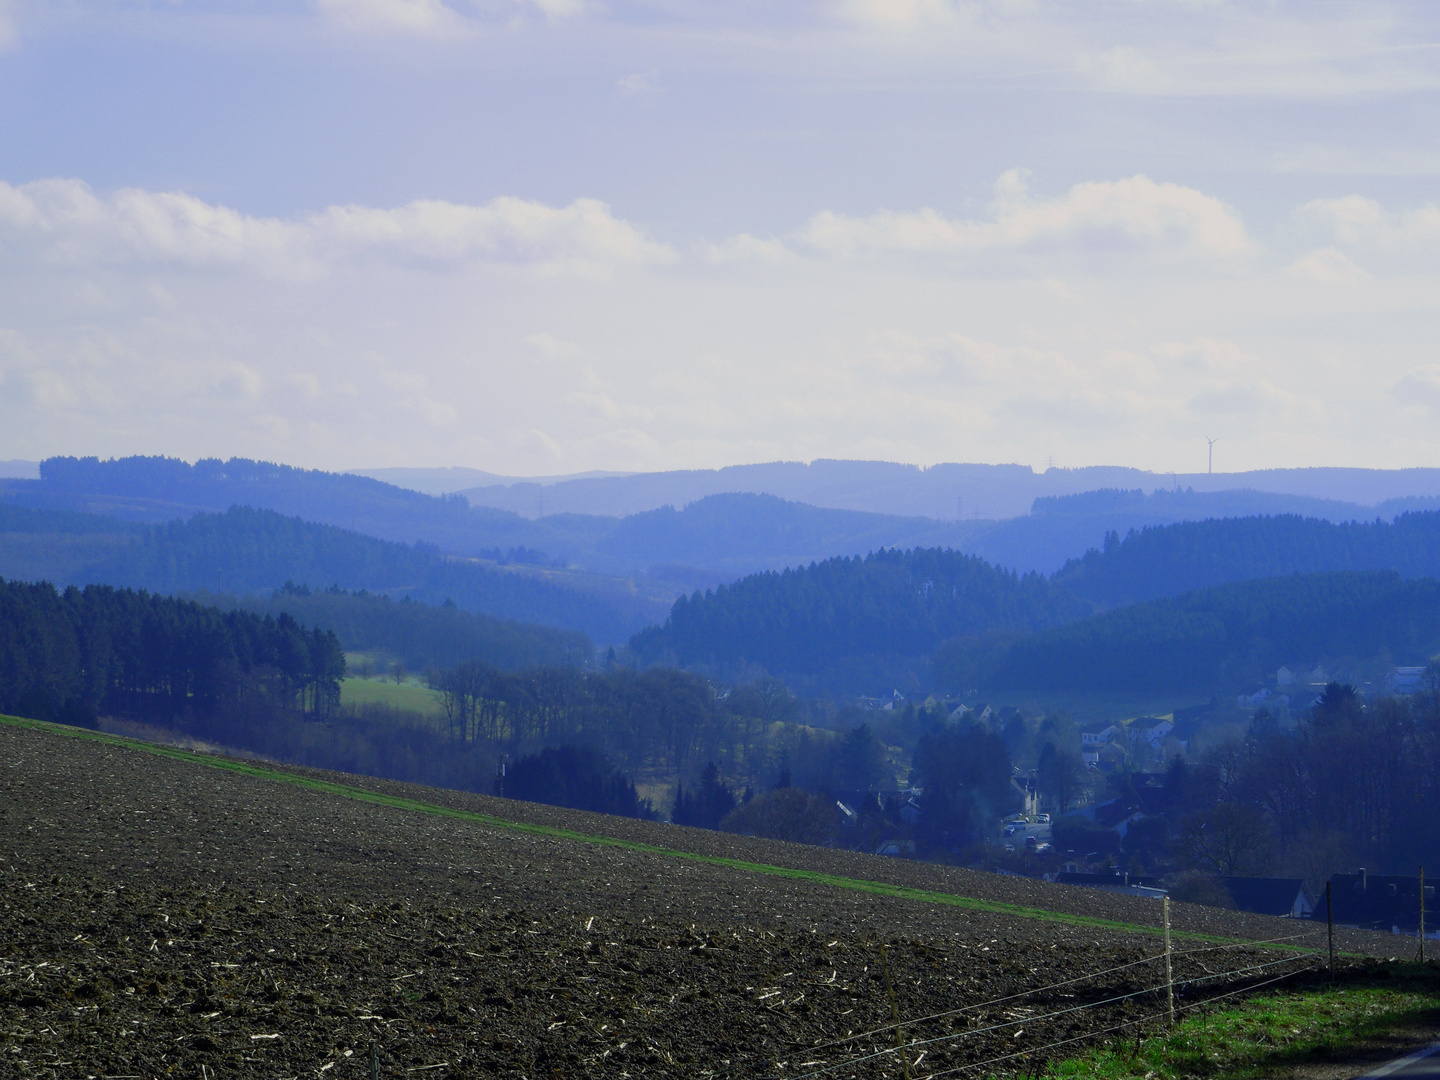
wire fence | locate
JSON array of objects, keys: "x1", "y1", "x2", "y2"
[
  {"x1": 917, "y1": 960, "x2": 1325, "y2": 1080},
  {"x1": 772, "y1": 919, "x2": 1336, "y2": 1080},
  {"x1": 784, "y1": 948, "x2": 1323, "y2": 1080},
  {"x1": 798, "y1": 924, "x2": 1327, "y2": 1059}
]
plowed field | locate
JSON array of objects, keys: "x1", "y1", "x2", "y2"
[{"x1": 0, "y1": 717, "x2": 1404, "y2": 1079}]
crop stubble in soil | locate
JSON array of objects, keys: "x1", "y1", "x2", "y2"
[{"x1": 0, "y1": 719, "x2": 1407, "y2": 1078}]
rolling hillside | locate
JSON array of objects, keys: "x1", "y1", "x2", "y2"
[
  {"x1": 1054, "y1": 510, "x2": 1440, "y2": 606},
  {"x1": 2, "y1": 456, "x2": 986, "y2": 578},
  {"x1": 457, "y1": 458, "x2": 1440, "y2": 520},
  {"x1": 0, "y1": 503, "x2": 643, "y2": 643},
  {"x1": 21, "y1": 456, "x2": 1440, "y2": 584},
  {"x1": 631, "y1": 548, "x2": 1089, "y2": 694},
  {"x1": 0, "y1": 715, "x2": 1399, "y2": 1080},
  {"x1": 936, "y1": 570, "x2": 1440, "y2": 695},
  {"x1": 633, "y1": 511, "x2": 1440, "y2": 696}
]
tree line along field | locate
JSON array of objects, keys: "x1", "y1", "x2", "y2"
[{"x1": 0, "y1": 716, "x2": 1411, "y2": 1079}]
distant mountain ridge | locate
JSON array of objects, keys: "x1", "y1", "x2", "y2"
[
  {"x1": 10, "y1": 456, "x2": 1440, "y2": 697},
  {"x1": 15, "y1": 456, "x2": 1440, "y2": 585},
  {"x1": 0, "y1": 503, "x2": 649, "y2": 643},
  {"x1": 970, "y1": 487, "x2": 1440, "y2": 574},
  {"x1": 0, "y1": 456, "x2": 988, "y2": 579},
  {"x1": 0, "y1": 460, "x2": 38, "y2": 480},
  {"x1": 456, "y1": 459, "x2": 1440, "y2": 521},
  {"x1": 350, "y1": 466, "x2": 634, "y2": 495}
]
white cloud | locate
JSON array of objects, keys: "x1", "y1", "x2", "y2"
[
  {"x1": 1388, "y1": 366, "x2": 1440, "y2": 411},
  {"x1": 0, "y1": 172, "x2": 1436, "y2": 476},
  {"x1": 617, "y1": 69, "x2": 660, "y2": 96},
  {"x1": 1285, "y1": 247, "x2": 1371, "y2": 284},
  {"x1": 1078, "y1": 45, "x2": 1168, "y2": 93},
  {"x1": 834, "y1": 0, "x2": 971, "y2": 29},
  {"x1": 315, "y1": 196, "x2": 674, "y2": 273},
  {"x1": 0, "y1": 180, "x2": 673, "y2": 278},
  {"x1": 216, "y1": 363, "x2": 265, "y2": 402},
  {"x1": 524, "y1": 332, "x2": 580, "y2": 359},
  {"x1": 0, "y1": 0, "x2": 17, "y2": 51},
  {"x1": 702, "y1": 233, "x2": 792, "y2": 264},
  {"x1": 530, "y1": 0, "x2": 587, "y2": 19},
  {"x1": 315, "y1": 0, "x2": 587, "y2": 33},
  {"x1": 1296, "y1": 195, "x2": 1440, "y2": 249},
  {"x1": 315, "y1": 0, "x2": 473, "y2": 36},
  {"x1": 791, "y1": 170, "x2": 1254, "y2": 261}
]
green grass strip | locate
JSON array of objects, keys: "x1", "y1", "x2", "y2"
[
  {"x1": 1041, "y1": 972, "x2": 1440, "y2": 1080},
  {"x1": 0, "y1": 713, "x2": 1317, "y2": 949}
]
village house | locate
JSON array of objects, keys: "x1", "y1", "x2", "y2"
[
  {"x1": 1321, "y1": 871, "x2": 1437, "y2": 935},
  {"x1": 1138, "y1": 717, "x2": 1175, "y2": 751},
  {"x1": 1386, "y1": 666, "x2": 1428, "y2": 695},
  {"x1": 1238, "y1": 687, "x2": 1273, "y2": 708},
  {"x1": 1223, "y1": 878, "x2": 1314, "y2": 918}
]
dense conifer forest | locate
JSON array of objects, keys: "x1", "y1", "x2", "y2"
[
  {"x1": 633, "y1": 512, "x2": 1440, "y2": 695},
  {"x1": 630, "y1": 547, "x2": 1089, "y2": 690},
  {"x1": 935, "y1": 570, "x2": 1440, "y2": 694},
  {"x1": 210, "y1": 584, "x2": 593, "y2": 673},
  {"x1": 1054, "y1": 509, "x2": 1440, "y2": 606},
  {"x1": 0, "y1": 578, "x2": 344, "y2": 727}
]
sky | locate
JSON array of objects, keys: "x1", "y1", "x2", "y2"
[{"x1": 1, "y1": 1, "x2": 1439, "y2": 477}]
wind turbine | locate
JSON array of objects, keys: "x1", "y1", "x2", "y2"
[{"x1": 1205, "y1": 436, "x2": 1218, "y2": 475}]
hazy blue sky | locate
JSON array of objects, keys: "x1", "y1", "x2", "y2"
[{"x1": 2, "y1": 1, "x2": 1439, "y2": 475}]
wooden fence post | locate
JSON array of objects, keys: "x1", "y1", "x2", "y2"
[
  {"x1": 1327, "y1": 881, "x2": 1335, "y2": 985},
  {"x1": 1163, "y1": 896, "x2": 1175, "y2": 1028},
  {"x1": 880, "y1": 943, "x2": 912, "y2": 1080}
]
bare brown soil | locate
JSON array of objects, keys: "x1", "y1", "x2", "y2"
[{"x1": 0, "y1": 721, "x2": 1415, "y2": 1079}]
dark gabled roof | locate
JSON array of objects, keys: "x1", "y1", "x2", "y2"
[
  {"x1": 1093, "y1": 797, "x2": 1144, "y2": 829},
  {"x1": 1322, "y1": 874, "x2": 1435, "y2": 932},
  {"x1": 1221, "y1": 877, "x2": 1308, "y2": 917}
]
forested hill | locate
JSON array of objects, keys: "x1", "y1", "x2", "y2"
[
  {"x1": 210, "y1": 586, "x2": 592, "y2": 673},
  {"x1": 935, "y1": 571, "x2": 1440, "y2": 695},
  {"x1": 1054, "y1": 511, "x2": 1440, "y2": 608},
  {"x1": 0, "y1": 503, "x2": 639, "y2": 644},
  {"x1": 3, "y1": 456, "x2": 984, "y2": 578},
  {"x1": 0, "y1": 578, "x2": 344, "y2": 727},
  {"x1": 629, "y1": 548, "x2": 1089, "y2": 693},
  {"x1": 630, "y1": 510, "x2": 1440, "y2": 696},
  {"x1": 29, "y1": 455, "x2": 473, "y2": 536}
]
